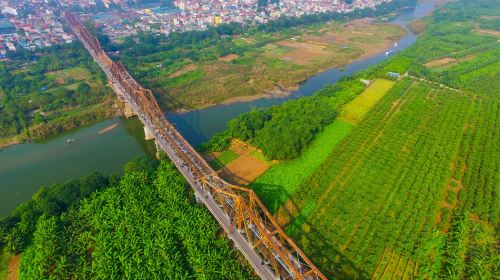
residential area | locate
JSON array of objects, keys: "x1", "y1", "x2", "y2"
[{"x1": 0, "y1": 0, "x2": 394, "y2": 51}]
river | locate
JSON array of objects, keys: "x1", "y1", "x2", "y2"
[{"x1": 0, "y1": 1, "x2": 438, "y2": 216}]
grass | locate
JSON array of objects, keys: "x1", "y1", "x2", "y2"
[
  {"x1": 339, "y1": 79, "x2": 395, "y2": 124},
  {"x1": 47, "y1": 66, "x2": 91, "y2": 84},
  {"x1": 209, "y1": 150, "x2": 240, "y2": 170},
  {"x1": 135, "y1": 21, "x2": 405, "y2": 110},
  {"x1": 249, "y1": 150, "x2": 270, "y2": 164},
  {"x1": 0, "y1": 248, "x2": 11, "y2": 280},
  {"x1": 251, "y1": 119, "x2": 353, "y2": 212}
]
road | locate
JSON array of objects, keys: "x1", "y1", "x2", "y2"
[{"x1": 64, "y1": 11, "x2": 326, "y2": 280}]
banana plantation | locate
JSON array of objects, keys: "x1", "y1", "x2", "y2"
[{"x1": 18, "y1": 162, "x2": 255, "y2": 279}]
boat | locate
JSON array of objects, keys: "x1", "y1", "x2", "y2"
[
  {"x1": 394, "y1": 43, "x2": 398, "y2": 47},
  {"x1": 67, "y1": 139, "x2": 76, "y2": 143}
]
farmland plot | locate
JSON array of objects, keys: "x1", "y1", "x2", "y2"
[{"x1": 281, "y1": 79, "x2": 498, "y2": 279}]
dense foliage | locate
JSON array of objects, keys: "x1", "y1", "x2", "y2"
[
  {"x1": 0, "y1": 172, "x2": 110, "y2": 255},
  {"x1": 0, "y1": 43, "x2": 112, "y2": 140},
  {"x1": 204, "y1": 97, "x2": 337, "y2": 160},
  {"x1": 0, "y1": 157, "x2": 157, "y2": 256},
  {"x1": 205, "y1": 0, "x2": 500, "y2": 279},
  {"x1": 19, "y1": 162, "x2": 254, "y2": 279},
  {"x1": 443, "y1": 211, "x2": 498, "y2": 279},
  {"x1": 1, "y1": 158, "x2": 254, "y2": 279}
]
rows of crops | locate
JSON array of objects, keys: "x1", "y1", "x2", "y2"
[
  {"x1": 282, "y1": 78, "x2": 497, "y2": 279},
  {"x1": 454, "y1": 96, "x2": 499, "y2": 223}
]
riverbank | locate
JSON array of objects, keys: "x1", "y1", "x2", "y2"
[
  {"x1": 0, "y1": 137, "x2": 20, "y2": 150},
  {"x1": 169, "y1": 21, "x2": 405, "y2": 113},
  {"x1": 140, "y1": 20, "x2": 406, "y2": 112},
  {"x1": 0, "y1": 100, "x2": 121, "y2": 150},
  {"x1": 0, "y1": 0, "x2": 436, "y2": 216}
]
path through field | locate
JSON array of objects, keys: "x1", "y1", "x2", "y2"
[{"x1": 7, "y1": 255, "x2": 19, "y2": 280}]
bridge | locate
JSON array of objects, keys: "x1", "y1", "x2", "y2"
[{"x1": 64, "y1": 12, "x2": 326, "y2": 280}]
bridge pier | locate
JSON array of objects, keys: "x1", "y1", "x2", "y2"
[
  {"x1": 144, "y1": 126, "x2": 155, "y2": 141},
  {"x1": 123, "y1": 102, "x2": 136, "y2": 118},
  {"x1": 194, "y1": 191, "x2": 202, "y2": 204},
  {"x1": 154, "y1": 140, "x2": 161, "y2": 160}
]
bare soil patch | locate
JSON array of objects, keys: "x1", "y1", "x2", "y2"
[
  {"x1": 274, "y1": 40, "x2": 327, "y2": 65},
  {"x1": 168, "y1": 63, "x2": 197, "y2": 78},
  {"x1": 218, "y1": 54, "x2": 239, "y2": 62},
  {"x1": 474, "y1": 29, "x2": 500, "y2": 36},
  {"x1": 408, "y1": 19, "x2": 427, "y2": 34},
  {"x1": 7, "y1": 255, "x2": 20, "y2": 280},
  {"x1": 424, "y1": 57, "x2": 456, "y2": 68},
  {"x1": 265, "y1": 20, "x2": 403, "y2": 66},
  {"x1": 301, "y1": 33, "x2": 339, "y2": 45},
  {"x1": 217, "y1": 141, "x2": 270, "y2": 185}
]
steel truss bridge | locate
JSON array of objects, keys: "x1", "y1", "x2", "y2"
[{"x1": 64, "y1": 12, "x2": 326, "y2": 280}]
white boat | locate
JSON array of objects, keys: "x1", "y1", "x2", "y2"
[{"x1": 67, "y1": 139, "x2": 76, "y2": 143}]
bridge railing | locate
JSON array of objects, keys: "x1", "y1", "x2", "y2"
[{"x1": 64, "y1": 11, "x2": 327, "y2": 280}]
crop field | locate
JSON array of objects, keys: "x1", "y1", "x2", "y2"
[
  {"x1": 47, "y1": 67, "x2": 92, "y2": 85},
  {"x1": 279, "y1": 78, "x2": 499, "y2": 279},
  {"x1": 208, "y1": 141, "x2": 271, "y2": 185},
  {"x1": 339, "y1": 79, "x2": 395, "y2": 124},
  {"x1": 265, "y1": 21, "x2": 403, "y2": 67},
  {"x1": 252, "y1": 120, "x2": 353, "y2": 213},
  {"x1": 133, "y1": 21, "x2": 404, "y2": 110},
  {"x1": 209, "y1": 149, "x2": 240, "y2": 170}
]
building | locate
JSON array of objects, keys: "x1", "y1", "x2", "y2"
[
  {"x1": 214, "y1": 15, "x2": 222, "y2": 25},
  {"x1": 0, "y1": 20, "x2": 15, "y2": 35}
]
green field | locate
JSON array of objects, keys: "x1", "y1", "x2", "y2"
[
  {"x1": 209, "y1": 150, "x2": 240, "y2": 170},
  {"x1": 249, "y1": 5, "x2": 500, "y2": 274},
  {"x1": 252, "y1": 120, "x2": 353, "y2": 213},
  {"x1": 280, "y1": 78, "x2": 498, "y2": 279},
  {"x1": 46, "y1": 66, "x2": 92, "y2": 84},
  {"x1": 339, "y1": 79, "x2": 395, "y2": 124}
]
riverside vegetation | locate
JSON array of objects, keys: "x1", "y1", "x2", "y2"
[
  {"x1": 0, "y1": 43, "x2": 114, "y2": 146},
  {"x1": 0, "y1": 157, "x2": 256, "y2": 279},
  {"x1": 99, "y1": 0, "x2": 413, "y2": 110},
  {"x1": 201, "y1": 0, "x2": 499, "y2": 278},
  {"x1": 0, "y1": 0, "x2": 414, "y2": 145}
]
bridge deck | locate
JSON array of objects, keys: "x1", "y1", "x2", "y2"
[{"x1": 64, "y1": 11, "x2": 326, "y2": 280}]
